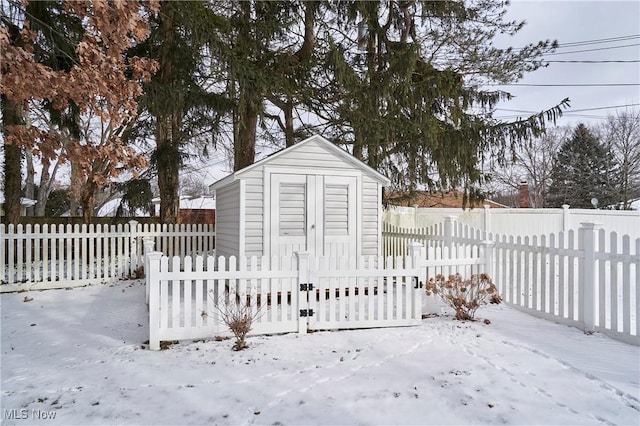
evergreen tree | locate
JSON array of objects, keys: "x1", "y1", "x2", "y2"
[
  {"x1": 306, "y1": 0, "x2": 567, "y2": 202},
  {"x1": 133, "y1": 1, "x2": 229, "y2": 223},
  {"x1": 547, "y1": 124, "x2": 619, "y2": 208}
]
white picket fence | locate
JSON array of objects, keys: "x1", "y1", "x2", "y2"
[
  {"x1": 384, "y1": 204, "x2": 640, "y2": 239},
  {"x1": 0, "y1": 222, "x2": 215, "y2": 292},
  {"x1": 383, "y1": 218, "x2": 640, "y2": 345},
  {"x1": 145, "y1": 243, "x2": 489, "y2": 350}
]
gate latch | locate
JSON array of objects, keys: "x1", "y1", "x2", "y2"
[
  {"x1": 300, "y1": 309, "x2": 314, "y2": 317},
  {"x1": 300, "y1": 283, "x2": 314, "y2": 291},
  {"x1": 413, "y1": 277, "x2": 423, "y2": 289}
]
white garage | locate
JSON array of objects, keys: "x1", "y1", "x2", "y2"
[{"x1": 209, "y1": 134, "x2": 390, "y2": 261}]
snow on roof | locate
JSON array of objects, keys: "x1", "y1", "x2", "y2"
[
  {"x1": 151, "y1": 196, "x2": 216, "y2": 210},
  {"x1": 97, "y1": 198, "x2": 151, "y2": 217},
  {"x1": 0, "y1": 193, "x2": 37, "y2": 206},
  {"x1": 179, "y1": 196, "x2": 216, "y2": 210}
]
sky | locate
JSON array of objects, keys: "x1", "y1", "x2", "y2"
[
  {"x1": 490, "y1": 0, "x2": 640, "y2": 127},
  {"x1": 1, "y1": 279, "x2": 638, "y2": 425}
]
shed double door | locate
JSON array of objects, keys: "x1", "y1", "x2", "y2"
[{"x1": 271, "y1": 173, "x2": 357, "y2": 258}]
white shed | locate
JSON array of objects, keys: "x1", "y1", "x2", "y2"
[{"x1": 209, "y1": 134, "x2": 390, "y2": 261}]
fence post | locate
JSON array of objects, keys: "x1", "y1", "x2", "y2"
[
  {"x1": 408, "y1": 242, "x2": 426, "y2": 319},
  {"x1": 444, "y1": 216, "x2": 456, "y2": 252},
  {"x1": 562, "y1": 205, "x2": 570, "y2": 232},
  {"x1": 480, "y1": 240, "x2": 495, "y2": 280},
  {"x1": 143, "y1": 237, "x2": 156, "y2": 305},
  {"x1": 128, "y1": 220, "x2": 140, "y2": 276},
  {"x1": 580, "y1": 222, "x2": 600, "y2": 333},
  {"x1": 147, "y1": 251, "x2": 163, "y2": 351},
  {"x1": 483, "y1": 205, "x2": 491, "y2": 238},
  {"x1": 295, "y1": 251, "x2": 310, "y2": 334}
]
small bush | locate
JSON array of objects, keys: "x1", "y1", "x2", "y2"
[
  {"x1": 425, "y1": 273, "x2": 501, "y2": 321},
  {"x1": 209, "y1": 290, "x2": 262, "y2": 351}
]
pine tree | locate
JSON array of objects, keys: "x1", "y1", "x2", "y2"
[
  {"x1": 133, "y1": 1, "x2": 229, "y2": 223},
  {"x1": 547, "y1": 124, "x2": 619, "y2": 208},
  {"x1": 306, "y1": 0, "x2": 567, "y2": 202}
]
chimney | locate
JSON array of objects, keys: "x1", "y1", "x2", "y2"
[{"x1": 518, "y1": 181, "x2": 530, "y2": 208}]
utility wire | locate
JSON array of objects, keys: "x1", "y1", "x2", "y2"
[
  {"x1": 486, "y1": 83, "x2": 640, "y2": 87},
  {"x1": 496, "y1": 103, "x2": 640, "y2": 114},
  {"x1": 507, "y1": 34, "x2": 639, "y2": 52},
  {"x1": 545, "y1": 60, "x2": 640, "y2": 63},
  {"x1": 542, "y1": 43, "x2": 640, "y2": 56},
  {"x1": 556, "y1": 34, "x2": 640, "y2": 48}
]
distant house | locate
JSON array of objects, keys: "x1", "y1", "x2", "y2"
[
  {"x1": 384, "y1": 190, "x2": 507, "y2": 209},
  {"x1": 97, "y1": 198, "x2": 151, "y2": 217},
  {"x1": 151, "y1": 196, "x2": 216, "y2": 224},
  {"x1": 96, "y1": 195, "x2": 216, "y2": 224},
  {"x1": 609, "y1": 197, "x2": 640, "y2": 211}
]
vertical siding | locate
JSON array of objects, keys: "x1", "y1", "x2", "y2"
[
  {"x1": 361, "y1": 178, "x2": 380, "y2": 257},
  {"x1": 241, "y1": 170, "x2": 264, "y2": 258},
  {"x1": 214, "y1": 180, "x2": 241, "y2": 259}
]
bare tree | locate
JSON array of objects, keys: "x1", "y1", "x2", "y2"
[
  {"x1": 486, "y1": 126, "x2": 569, "y2": 207},
  {"x1": 603, "y1": 110, "x2": 640, "y2": 209}
]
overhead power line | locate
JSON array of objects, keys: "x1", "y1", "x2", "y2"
[
  {"x1": 508, "y1": 34, "x2": 640, "y2": 52},
  {"x1": 562, "y1": 103, "x2": 640, "y2": 113},
  {"x1": 556, "y1": 34, "x2": 640, "y2": 48},
  {"x1": 496, "y1": 103, "x2": 640, "y2": 114},
  {"x1": 542, "y1": 43, "x2": 640, "y2": 56},
  {"x1": 545, "y1": 60, "x2": 640, "y2": 63},
  {"x1": 487, "y1": 83, "x2": 640, "y2": 87}
]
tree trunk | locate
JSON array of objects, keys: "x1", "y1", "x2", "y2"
[
  {"x1": 156, "y1": 115, "x2": 181, "y2": 224},
  {"x1": 284, "y1": 96, "x2": 294, "y2": 148},
  {"x1": 1, "y1": 95, "x2": 24, "y2": 225},
  {"x1": 25, "y1": 149, "x2": 35, "y2": 216},
  {"x1": 80, "y1": 178, "x2": 97, "y2": 225},
  {"x1": 234, "y1": 95, "x2": 258, "y2": 171},
  {"x1": 68, "y1": 159, "x2": 82, "y2": 216},
  {"x1": 150, "y1": 3, "x2": 182, "y2": 224}
]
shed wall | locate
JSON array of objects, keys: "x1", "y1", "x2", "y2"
[
  {"x1": 215, "y1": 180, "x2": 241, "y2": 259},
  {"x1": 241, "y1": 138, "x2": 381, "y2": 258}
]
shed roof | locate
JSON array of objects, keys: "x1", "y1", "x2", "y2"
[{"x1": 210, "y1": 134, "x2": 390, "y2": 191}]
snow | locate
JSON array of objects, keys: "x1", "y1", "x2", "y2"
[
  {"x1": 150, "y1": 196, "x2": 216, "y2": 210},
  {"x1": 0, "y1": 194, "x2": 37, "y2": 207},
  {"x1": 96, "y1": 198, "x2": 150, "y2": 217},
  {"x1": 179, "y1": 196, "x2": 216, "y2": 210},
  {"x1": 1, "y1": 281, "x2": 639, "y2": 425}
]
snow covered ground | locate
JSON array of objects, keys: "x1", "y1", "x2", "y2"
[{"x1": 1, "y1": 280, "x2": 638, "y2": 425}]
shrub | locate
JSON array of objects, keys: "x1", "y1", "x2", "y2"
[
  {"x1": 209, "y1": 289, "x2": 262, "y2": 351},
  {"x1": 425, "y1": 273, "x2": 501, "y2": 321}
]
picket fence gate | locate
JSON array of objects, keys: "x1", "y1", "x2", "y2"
[
  {"x1": 0, "y1": 222, "x2": 214, "y2": 292},
  {"x1": 146, "y1": 242, "x2": 490, "y2": 350},
  {"x1": 383, "y1": 218, "x2": 640, "y2": 346}
]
